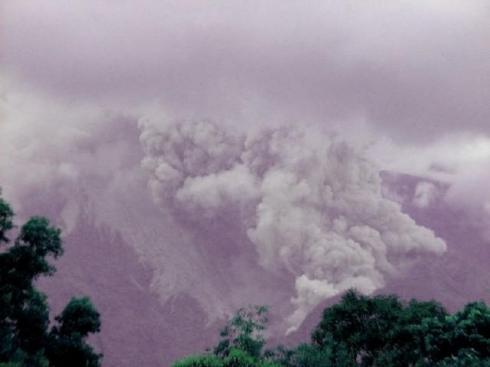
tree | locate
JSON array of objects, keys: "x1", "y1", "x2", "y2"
[
  {"x1": 274, "y1": 343, "x2": 354, "y2": 367},
  {"x1": 214, "y1": 305, "x2": 269, "y2": 358},
  {"x1": 0, "y1": 194, "x2": 102, "y2": 366},
  {"x1": 175, "y1": 290, "x2": 490, "y2": 367},
  {"x1": 173, "y1": 354, "x2": 224, "y2": 367},
  {"x1": 0, "y1": 195, "x2": 13, "y2": 243},
  {"x1": 311, "y1": 290, "x2": 404, "y2": 366},
  {"x1": 422, "y1": 301, "x2": 490, "y2": 364},
  {"x1": 175, "y1": 291, "x2": 490, "y2": 367},
  {"x1": 310, "y1": 290, "x2": 456, "y2": 367},
  {"x1": 173, "y1": 305, "x2": 280, "y2": 367},
  {"x1": 374, "y1": 299, "x2": 448, "y2": 366},
  {"x1": 46, "y1": 297, "x2": 102, "y2": 367},
  {"x1": 432, "y1": 350, "x2": 490, "y2": 367},
  {"x1": 309, "y1": 290, "x2": 490, "y2": 367}
]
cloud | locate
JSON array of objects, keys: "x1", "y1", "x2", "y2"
[
  {"x1": 3, "y1": 0, "x2": 489, "y2": 334},
  {"x1": 413, "y1": 182, "x2": 438, "y2": 208},
  {"x1": 1, "y1": 0, "x2": 489, "y2": 142},
  {"x1": 0, "y1": 77, "x2": 143, "y2": 228},
  {"x1": 140, "y1": 119, "x2": 446, "y2": 330}
]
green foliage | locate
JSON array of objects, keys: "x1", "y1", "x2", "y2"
[
  {"x1": 274, "y1": 343, "x2": 354, "y2": 367},
  {"x1": 421, "y1": 301, "x2": 490, "y2": 364},
  {"x1": 46, "y1": 333, "x2": 102, "y2": 367},
  {"x1": 223, "y1": 348, "x2": 281, "y2": 367},
  {"x1": 174, "y1": 306, "x2": 278, "y2": 367},
  {"x1": 54, "y1": 297, "x2": 101, "y2": 338},
  {"x1": 0, "y1": 196, "x2": 14, "y2": 244},
  {"x1": 431, "y1": 350, "x2": 490, "y2": 367},
  {"x1": 173, "y1": 354, "x2": 224, "y2": 367},
  {"x1": 5, "y1": 192, "x2": 490, "y2": 367},
  {"x1": 177, "y1": 290, "x2": 490, "y2": 367},
  {"x1": 14, "y1": 290, "x2": 50, "y2": 355},
  {"x1": 214, "y1": 305, "x2": 269, "y2": 358},
  {"x1": 374, "y1": 298, "x2": 448, "y2": 366},
  {"x1": 174, "y1": 348, "x2": 282, "y2": 367},
  {"x1": 312, "y1": 290, "x2": 405, "y2": 365},
  {"x1": 0, "y1": 193, "x2": 102, "y2": 367},
  {"x1": 46, "y1": 297, "x2": 102, "y2": 367},
  {"x1": 309, "y1": 290, "x2": 490, "y2": 367}
]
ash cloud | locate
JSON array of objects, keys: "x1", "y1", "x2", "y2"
[
  {"x1": 413, "y1": 182, "x2": 439, "y2": 208},
  {"x1": 140, "y1": 120, "x2": 446, "y2": 330},
  {"x1": 1, "y1": 1, "x2": 489, "y2": 142},
  {"x1": 3, "y1": 0, "x2": 489, "y2": 337}
]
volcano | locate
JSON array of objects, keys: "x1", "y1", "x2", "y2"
[{"x1": 35, "y1": 170, "x2": 490, "y2": 367}]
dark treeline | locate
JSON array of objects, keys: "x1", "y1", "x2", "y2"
[
  {"x1": 0, "y1": 195, "x2": 101, "y2": 367},
  {"x1": 174, "y1": 293, "x2": 490, "y2": 367},
  {"x1": 1, "y1": 194, "x2": 489, "y2": 367}
]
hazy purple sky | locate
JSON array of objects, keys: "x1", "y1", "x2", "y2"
[
  {"x1": 1, "y1": 0, "x2": 490, "y2": 335},
  {"x1": 2, "y1": 0, "x2": 490, "y2": 204},
  {"x1": 2, "y1": 0, "x2": 489, "y2": 138}
]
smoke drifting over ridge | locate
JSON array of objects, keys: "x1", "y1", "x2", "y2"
[
  {"x1": 2, "y1": 1, "x2": 489, "y2": 142},
  {"x1": 0, "y1": 85, "x2": 448, "y2": 331},
  {"x1": 4, "y1": 0, "x2": 490, "y2": 342},
  {"x1": 0, "y1": 70, "x2": 461, "y2": 334},
  {"x1": 140, "y1": 119, "x2": 446, "y2": 330},
  {"x1": 2, "y1": 2, "x2": 490, "y2": 365}
]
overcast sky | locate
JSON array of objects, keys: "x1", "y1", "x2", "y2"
[
  {"x1": 1, "y1": 0, "x2": 488, "y2": 135},
  {"x1": 1, "y1": 0, "x2": 490, "y2": 212}
]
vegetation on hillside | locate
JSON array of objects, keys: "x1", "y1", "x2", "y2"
[
  {"x1": 0, "y1": 194, "x2": 102, "y2": 367},
  {"x1": 173, "y1": 292, "x2": 490, "y2": 367},
  {"x1": 1, "y1": 193, "x2": 489, "y2": 366}
]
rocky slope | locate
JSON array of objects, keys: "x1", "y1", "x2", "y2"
[{"x1": 37, "y1": 171, "x2": 490, "y2": 366}]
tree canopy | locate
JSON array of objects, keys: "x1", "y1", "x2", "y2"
[
  {"x1": 0, "y1": 194, "x2": 102, "y2": 367},
  {"x1": 173, "y1": 290, "x2": 490, "y2": 367},
  {"x1": 2, "y1": 191, "x2": 489, "y2": 367}
]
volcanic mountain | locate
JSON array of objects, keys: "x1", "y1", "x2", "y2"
[{"x1": 35, "y1": 170, "x2": 490, "y2": 367}]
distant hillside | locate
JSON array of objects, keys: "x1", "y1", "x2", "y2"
[
  {"x1": 38, "y1": 170, "x2": 490, "y2": 366},
  {"x1": 286, "y1": 171, "x2": 490, "y2": 346}
]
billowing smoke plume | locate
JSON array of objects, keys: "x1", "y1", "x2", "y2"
[
  {"x1": 0, "y1": 85, "x2": 448, "y2": 332},
  {"x1": 140, "y1": 120, "x2": 447, "y2": 331}
]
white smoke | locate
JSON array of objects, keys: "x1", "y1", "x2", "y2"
[
  {"x1": 413, "y1": 181, "x2": 438, "y2": 208},
  {"x1": 0, "y1": 83, "x2": 448, "y2": 331},
  {"x1": 140, "y1": 119, "x2": 447, "y2": 331}
]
